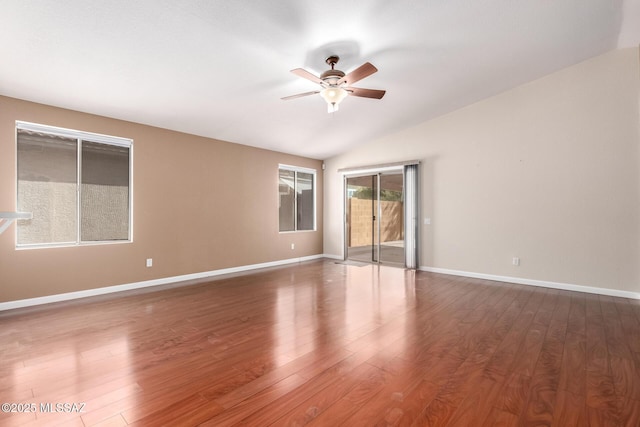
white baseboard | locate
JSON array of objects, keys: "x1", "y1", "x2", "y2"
[
  {"x1": 419, "y1": 266, "x2": 640, "y2": 300},
  {"x1": 5, "y1": 257, "x2": 636, "y2": 312},
  {"x1": 0, "y1": 254, "x2": 326, "y2": 312}
]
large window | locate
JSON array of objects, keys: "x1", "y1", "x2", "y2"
[
  {"x1": 16, "y1": 121, "x2": 132, "y2": 247},
  {"x1": 278, "y1": 165, "x2": 315, "y2": 232}
]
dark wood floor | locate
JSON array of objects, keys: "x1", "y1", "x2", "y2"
[{"x1": 1, "y1": 259, "x2": 639, "y2": 426}]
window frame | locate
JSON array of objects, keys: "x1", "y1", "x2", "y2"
[
  {"x1": 278, "y1": 164, "x2": 316, "y2": 233},
  {"x1": 15, "y1": 121, "x2": 133, "y2": 249}
]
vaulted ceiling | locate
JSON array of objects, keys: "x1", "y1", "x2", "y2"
[{"x1": 1, "y1": 1, "x2": 638, "y2": 159}]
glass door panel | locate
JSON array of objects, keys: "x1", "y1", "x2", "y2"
[
  {"x1": 378, "y1": 172, "x2": 404, "y2": 266},
  {"x1": 346, "y1": 172, "x2": 404, "y2": 266},
  {"x1": 346, "y1": 175, "x2": 375, "y2": 263}
]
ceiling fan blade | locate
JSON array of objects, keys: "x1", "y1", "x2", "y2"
[
  {"x1": 281, "y1": 90, "x2": 320, "y2": 100},
  {"x1": 338, "y1": 62, "x2": 378, "y2": 85},
  {"x1": 345, "y1": 87, "x2": 386, "y2": 99},
  {"x1": 290, "y1": 68, "x2": 323, "y2": 84}
]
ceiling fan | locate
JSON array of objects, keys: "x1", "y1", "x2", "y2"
[{"x1": 282, "y1": 56, "x2": 386, "y2": 113}]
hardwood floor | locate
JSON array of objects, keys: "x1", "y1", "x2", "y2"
[{"x1": 1, "y1": 259, "x2": 639, "y2": 426}]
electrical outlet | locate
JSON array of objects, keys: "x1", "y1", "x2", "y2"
[
  {"x1": 512, "y1": 257, "x2": 520, "y2": 266},
  {"x1": 146, "y1": 258, "x2": 153, "y2": 267},
  {"x1": 291, "y1": 243, "x2": 295, "y2": 250}
]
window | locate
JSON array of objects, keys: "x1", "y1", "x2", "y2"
[
  {"x1": 16, "y1": 121, "x2": 132, "y2": 247},
  {"x1": 278, "y1": 165, "x2": 315, "y2": 232}
]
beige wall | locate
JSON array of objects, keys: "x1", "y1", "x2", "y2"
[
  {"x1": 0, "y1": 96, "x2": 323, "y2": 302},
  {"x1": 324, "y1": 48, "x2": 640, "y2": 293}
]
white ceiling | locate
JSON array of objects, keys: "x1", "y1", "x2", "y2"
[{"x1": 1, "y1": 1, "x2": 638, "y2": 160}]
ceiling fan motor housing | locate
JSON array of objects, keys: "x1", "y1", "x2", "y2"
[
  {"x1": 321, "y1": 69, "x2": 345, "y2": 84},
  {"x1": 320, "y1": 55, "x2": 345, "y2": 85},
  {"x1": 321, "y1": 56, "x2": 345, "y2": 85}
]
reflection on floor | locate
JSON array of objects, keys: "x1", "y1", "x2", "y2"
[{"x1": 348, "y1": 240, "x2": 404, "y2": 266}]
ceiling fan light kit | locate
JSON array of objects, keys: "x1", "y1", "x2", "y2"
[
  {"x1": 283, "y1": 55, "x2": 386, "y2": 113},
  {"x1": 321, "y1": 87, "x2": 348, "y2": 112}
]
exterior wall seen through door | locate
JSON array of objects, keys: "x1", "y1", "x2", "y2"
[{"x1": 348, "y1": 198, "x2": 404, "y2": 247}]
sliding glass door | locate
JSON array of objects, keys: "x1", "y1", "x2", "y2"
[{"x1": 345, "y1": 172, "x2": 405, "y2": 266}]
